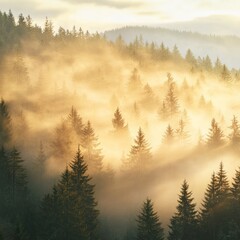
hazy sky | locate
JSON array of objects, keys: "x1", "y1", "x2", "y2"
[{"x1": 0, "y1": 0, "x2": 240, "y2": 32}]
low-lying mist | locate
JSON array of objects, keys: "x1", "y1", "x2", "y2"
[{"x1": 1, "y1": 22, "x2": 240, "y2": 238}]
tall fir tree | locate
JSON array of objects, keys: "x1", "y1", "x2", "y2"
[
  {"x1": 228, "y1": 115, "x2": 240, "y2": 147},
  {"x1": 206, "y1": 118, "x2": 224, "y2": 148},
  {"x1": 137, "y1": 198, "x2": 164, "y2": 240},
  {"x1": 41, "y1": 148, "x2": 99, "y2": 240},
  {"x1": 68, "y1": 106, "x2": 84, "y2": 137},
  {"x1": 231, "y1": 167, "x2": 240, "y2": 202},
  {"x1": 164, "y1": 77, "x2": 179, "y2": 118},
  {"x1": 81, "y1": 121, "x2": 103, "y2": 174},
  {"x1": 69, "y1": 148, "x2": 99, "y2": 240},
  {"x1": 112, "y1": 107, "x2": 126, "y2": 131},
  {"x1": 0, "y1": 99, "x2": 12, "y2": 146},
  {"x1": 162, "y1": 125, "x2": 175, "y2": 145},
  {"x1": 168, "y1": 180, "x2": 198, "y2": 240},
  {"x1": 125, "y1": 128, "x2": 151, "y2": 172}
]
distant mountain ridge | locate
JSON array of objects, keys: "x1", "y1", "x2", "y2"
[{"x1": 104, "y1": 26, "x2": 240, "y2": 69}]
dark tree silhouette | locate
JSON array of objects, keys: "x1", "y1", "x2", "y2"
[
  {"x1": 0, "y1": 99, "x2": 12, "y2": 146},
  {"x1": 137, "y1": 198, "x2": 164, "y2": 240},
  {"x1": 228, "y1": 115, "x2": 240, "y2": 147},
  {"x1": 81, "y1": 121, "x2": 103, "y2": 174},
  {"x1": 112, "y1": 107, "x2": 126, "y2": 131},
  {"x1": 163, "y1": 124, "x2": 174, "y2": 145},
  {"x1": 206, "y1": 118, "x2": 224, "y2": 148},
  {"x1": 125, "y1": 127, "x2": 151, "y2": 172},
  {"x1": 168, "y1": 180, "x2": 198, "y2": 240}
]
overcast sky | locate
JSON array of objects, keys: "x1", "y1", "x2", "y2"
[{"x1": 0, "y1": 0, "x2": 240, "y2": 32}]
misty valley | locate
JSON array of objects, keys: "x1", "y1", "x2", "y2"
[{"x1": 1, "y1": 11, "x2": 240, "y2": 240}]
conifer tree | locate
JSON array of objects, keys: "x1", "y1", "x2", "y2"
[
  {"x1": 206, "y1": 118, "x2": 224, "y2": 148},
  {"x1": 200, "y1": 163, "x2": 231, "y2": 240},
  {"x1": 112, "y1": 108, "x2": 125, "y2": 131},
  {"x1": 68, "y1": 106, "x2": 84, "y2": 137},
  {"x1": 185, "y1": 49, "x2": 197, "y2": 66},
  {"x1": 175, "y1": 119, "x2": 189, "y2": 143},
  {"x1": 168, "y1": 180, "x2": 198, "y2": 240},
  {"x1": 126, "y1": 128, "x2": 151, "y2": 171},
  {"x1": 0, "y1": 99, "x2": 12, "y2": 146},
  {"x1": 228, "y1": 115, "x2": 240, "y2": 147},
  {"x1": 221, "y1": 64, "x2": 232, "y2": 83},
  {"x1": 81, "y1": 121, "x2": 103, "y2": 174},
  {"x1": 69, "y1": 148, "x2": 99, "y2": 240},
  {"x1": 51, "y1": 121, "x2": 72, "y2": 160},
  {"x1": 231, "y1": 167, "x2": 240, "y2": 202},
  {"x1": 41, "y1": 148, "x2": 99, "y2": 240},
  {"x1": 8, "y1": 147, "x2": 28, "y2": 202},
  {"x1": 164, "y1": 77, "x2": 179, "y2": 118},
  {"x1": 137, "y1": 198, "x2": 164, "y2": 240},
  {"x1": 128, "y1": 68, "x2": 142, "y2": 92},
  {"x1": 162, "y1": 125, "x2": 174, "y2": 145},
  {"x1": 216, "y1": 162, "x2": 229, "y2": 202},
  {"x1": 36, "y1": 142, "x2": 46, "y2": 173}
]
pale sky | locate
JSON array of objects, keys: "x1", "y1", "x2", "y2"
[{"x1": 0, "y1": 0, "x2": 240, "y2": 32}]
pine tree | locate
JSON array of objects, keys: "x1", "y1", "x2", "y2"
[
  {"x1": 81, "y1": 121, "x2": 103, "y2": 174},
  {"x1": 231, "y1": 167, "x2": 240, "y2": 202},
  {"x1": 8, "y1": 147, "x2": 28, "y2": 202},
  {"x1": 228, "y1": 115, "x2": 240, "y2": 147},
  {"x1": 185, "y1": 49, "x2": 197, "y2": 66},
  {"x1": 51, "y1": 120, "x2": 72, "y2": 160},
  {"x1": 126, "y1": 128, "x2": 151, "y2": 172},
  {"x1": 200, "y1": 163, "x2": 231, "y2": 240},
  {"x1": 112, "y1": 108, "x2": 125, "y2": 131},
  {"x1": 36, "y1": 142, "x2": 46, "y2": 173},
  {"x1": 216, "y1": 162, "x2": 229, "y2": 202},
  {"x1": 168, "y1": 180, "x2": 198, "y2": 240},
  {"x1": 0, "y1": 99, "x2": 12, "y2": 146},
  {"x1": 137, "y1": 198, "x2": 164, "y2": 240},
  {"x1": 128, "y1": 68, "x2": 142, "y2": 92},
  {"x1": 164, "y1": 77, "x2": 179, "y2": 118},
  {"x1": 221, "y1": 65, "x2": 232, "y2": 83},
  {"x1": 206, "y1": 118, "x2": 224, "y2": 148},
  {"x1": 69, "y1": 148, "x2": 99, "y2": 240},
  {"x1": 158, "y1": 101, "x2": 168, "y2": 120},
  {"x1": 162, "y1": 125, "x2": 174, "y2": 145},
  {"x1": 175, "y1": 119, "x2": 189, "y2": 143},
  {"x1": 41, "y1": 148, "x2": 99, "y2": 240},
  {"x1": 68, "y1": 106, "x2": 84, "y2": 137}
]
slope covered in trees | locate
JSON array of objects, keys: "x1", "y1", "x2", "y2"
[{"x1": 0, "y1": 10, "x2": 240, "y2": 240}]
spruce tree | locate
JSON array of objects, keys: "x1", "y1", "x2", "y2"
[
  {"x1": 164, "y1": 78, "x2": 179, "y2": 118},
  {"x1": 175, "y1": 119, "x2": 189, "y2": 143},
  {"x1": 199, "y1": 172, "x2": 218, "y2": 240},
  {"x1": 200, "y1": 163, "x2": 231, "y2": 240},
  {"x1": 8, "y1": 147, "x2": 28, "y2": 202},
  {"x1": 112, "y1": 108, "x2": 125, "y2": 131},
  {"x1": 168, "y1": 180, "x2": 198, "y2": 240},
  {"x1": 41, "y1": 148, "x2": 99, "y2": 240},
  {"x1": 36, "y1": 142, "x2": 46, "y2": 173},
  {"x1": 69, "y1": 148, "x2": 99, "y2": 240},
  {"x1": 68, "y1": 106, "x2": 84, "y2": 137},
  {"x1": 216, "y1": 162, "x2": 230, "y2": 202},
  {"x1": 231, "y1": 167, "x2": 240, "y2": 202},
  {"x1": 162, "y1": 125, "x2": 174, "y2": 145},
  {"x1": 228, "y1": 115, "x2": 240, "y2": 147},
  {"x1": 81, "y1": 121, "x2": 103, "y2": 174},
  {"x1": 137, "y1": 198, "x2": 164, "y2": 240},
  {"x1": 206, "y1": 118, "x2": 224, "y2": 148},
  {"x1": 0, "y1": 99, "x2": 12, "y2": 146},
  {"x1": 126, "y1": 127, "x2": 151, "y2": 172}
]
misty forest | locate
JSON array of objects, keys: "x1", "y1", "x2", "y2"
[{"x1": 1, "y1": 11, "x2": 240, "y2": 240}]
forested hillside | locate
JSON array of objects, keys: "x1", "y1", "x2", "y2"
[{"x1": 1, "y1": 11, "x2": 240, "y2": 239}]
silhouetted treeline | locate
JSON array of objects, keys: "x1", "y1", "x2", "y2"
[{"x1": 0, "y1": 10, "x2": 239, "y2": 83}]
